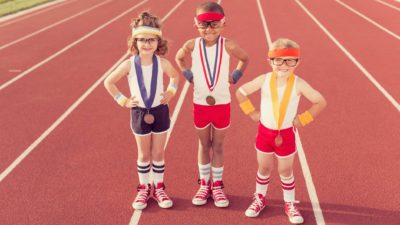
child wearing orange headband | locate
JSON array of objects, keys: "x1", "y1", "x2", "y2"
[
  {"x1": 104, "y1": 12, "x2": 179, "y2": 210},
  {"x1": 175, "y1": 1, "x2": 249, "y2": 208},
  {"x1": 236, "y1": 38, "x2": 327, "y2": 223}
]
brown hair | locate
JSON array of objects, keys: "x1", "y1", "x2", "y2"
[
  {"x1": 127, "y1": 12, "x2": 168, "y2": 55},
  {"x1": 196, "y1": 1, "x2": 224, "y2": 15}
]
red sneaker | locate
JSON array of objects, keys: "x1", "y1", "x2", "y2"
[
  {"x1": 192, "y1": 179, "x2": 211, "y2": 206},
  {"x1": 132, "y1": 184, "x2": 151, "y2": 210},
  {"x1": 211, "y1": 180, "x2": 229, "y2": 207},
  {"x1": 153, "y1": 182, "x2": 173, "y2": 209},
  {"x1": 284, "y1": 202, "x2": 304, "y2": 224},
  {"x1": 245, "y1": 193, "x2": 267, "y2": 217}
]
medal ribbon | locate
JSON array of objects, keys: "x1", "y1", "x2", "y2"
[
  {"x1": 134, "y1": 55, "x2": 158, "y2": 109},
  {"x1": 199, "y1": 36, "x2": 224, "y2": 91},
  {"x1": 270, "y1": 72, "x2": 295, "y2": 130}
]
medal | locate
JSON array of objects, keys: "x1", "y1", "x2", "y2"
[
  {"x1": 199, "y1": 36, "x2": 224, "y2": 105},
  {"x1": 270, "y1": 72, "x2": 295, "y2": 147},
  {"x1": 134, "y1": 55, "x2": 158, "y2": 124},
  {"x1": 143, "y1": 113, "x2": 155, "y2": 124},
  {"x1": 206, "y1": 95, "x2": 216, "y2": 105},
  {"x1": 274, "y1": 133, "x2": 283, "y2": 147}
]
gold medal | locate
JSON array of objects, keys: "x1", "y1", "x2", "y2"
[
  {"x1": 143, "y1": 113, "x2": 155, "y2": 124},
  {"x1": 274, "y1": 133, "x2": 283, "y2": 147},
  {"x1": 206, "y1": 95, "x2": 216, "y2": 106}
]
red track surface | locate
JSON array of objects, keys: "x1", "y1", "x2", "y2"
[{"x1": 0, "y1": 0, "x2": 399, "y2": 224}]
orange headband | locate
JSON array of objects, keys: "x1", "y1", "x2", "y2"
[{"x1": 268, "y1": 48, "x2": 300, "y2": 58}]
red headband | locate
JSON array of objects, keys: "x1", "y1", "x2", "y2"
[
  {"x1": 196, "y1": 12, "x2": 224, "y2": 21},
  {"x1": 268, "y1": 48, "x2": 300, "y2": 58}
]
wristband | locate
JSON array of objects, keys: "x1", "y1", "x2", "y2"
[
  {"x1": 166, "y1": 83, "x2": 177, "y2": 96},
  {"x1": 298, "y1": 111, "x2": 314, "y2": 126},
  {"x1": 183, "y1": 69, "x2": 193, "y2": 82},
  {"x1": 239, "y1": 99, "x2": 255, "y2": 115},
  {"x1": 231, "y1": 69, "x2": 243, "y2": 84},
  {"x1": 114, "y1": 92, "x2": 128, "y2": 107}
]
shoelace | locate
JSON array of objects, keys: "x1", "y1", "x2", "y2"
[
  {"x1": 249, "y1": 195, "x2": 264, "y2": 211},
  {"x1": 195, "y1": 185, "x2": 210, "y2": 198},
  {"x1": 155, "y1": 188, "x2": 170, "y2": 201},
  {"x1": 212, "y1": 186, "x2": 226, "y2": 200},
  {"x1": 135, "y1": 189, "x2": 149, "y2": 203},
  {"x1": 286, "y1": 202, "x2": 301, "y2": 216}
]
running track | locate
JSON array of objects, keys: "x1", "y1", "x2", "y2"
[{"x1": 0, "y1": 0, "x2": 399, "y2": 224}]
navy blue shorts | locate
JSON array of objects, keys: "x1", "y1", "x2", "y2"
[{"x1": 130, "y1": 104, "x2": 170, "y2": 135}]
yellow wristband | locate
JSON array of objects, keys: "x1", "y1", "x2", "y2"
[
  {"x1": 114, "y1": 92, "x2": 128, "y2": 107},
  {"x1": 166, "y1": 83, "x2": 177, "y2": 96},
  {"x1": 298, "y1": 111, "x2": 314, "y2": 126},
  {"x1": 239, "y1": 99, "x2": 255, "y2": 115}
]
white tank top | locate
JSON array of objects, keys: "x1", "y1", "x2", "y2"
[
  {"x1": 260, "y1": 72, "x2": 300, "y2": 130},
  {"x1": 127, "y1": 55, "x2": 164, "y2": 108},
  {"x1": 191, "y1": 36, "x2": 230, "y2": 105}
]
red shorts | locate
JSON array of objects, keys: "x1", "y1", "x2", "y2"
[
  {"x1": 255, "y1": 123, "x2": 296, "y2": 158},
  {"x1": 193, "y1": 103, "x2": 230, "y2": 129}
]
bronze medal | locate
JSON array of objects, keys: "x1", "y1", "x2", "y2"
[
  {"x1": 274, "y1": 133, "x2": 283, "y2": 147},
  {"x1": 206, "y1": 95, "x2": 216, "y2": 106},
  {"x1": 143, "y1": 113, "x2": 155, "y2": 124}
]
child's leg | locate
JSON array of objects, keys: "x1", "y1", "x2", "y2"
[
  {"x1": 245, "y1": 151, "x2": 273, "y2": 217},
  {"x1": 150, "y1": 132, "x2": 173, "y2": 208},
  {"x1": 192, "y1": 126, "x2": 213, "y2": 206},
  {"x1": 277, "y1": 155, "x2": 295, "y2": 202},
  {"x1": 256, "y1": 151, "x2": 274, "y2": 196},
  {"x1": 278, "y1": 155, "x2": 304, "y2": 224},
  {"x1": 209, "y1": 126, "x2": 229, "y2": 207},
  {"x1": 132, "y1": 134, "x2": 152, "y2": 210},
  {"x1": 134, "y1": 134, "x2": 152, "y2": 184}
]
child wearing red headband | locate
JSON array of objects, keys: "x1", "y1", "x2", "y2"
[
  {"x1": 236, "y1": 38, "x2": 327, "y2": 224},
  {"x1": 104, "y1": 12, "x2": 179, "y2": 210},
  {"x1": 175, "y1": 1, "x2": 249, "y2": 208}
]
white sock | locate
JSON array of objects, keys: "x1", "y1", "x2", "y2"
[
  {"x1": 256, "y1": 171, "x2": 270, "y2": 196},
  {"x1": 212, "y1": 166, "x2": 224, "y2": 182},
  {"x1": 281, "y1": 175, "x2": 295, "y2": 202},
  {"x1": 199, "y1": 163, "x2": 211, "y2": 182},
  {"x1": 137, "y1": 161, "x2": 150, "y2": 185},
  {"x1": 152, "y1": 160, "x2": 165, "y2": 185}
]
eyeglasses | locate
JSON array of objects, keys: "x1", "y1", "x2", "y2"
[
  {"x1": 270, "y1": 58, "x2": 299, "y2": 67},
  {"x1": 135, "y1": 38, "x2": 158, "y2": 44},
  {"x1": 196, "y1": 21, "x2": 223, "y2": 29}
]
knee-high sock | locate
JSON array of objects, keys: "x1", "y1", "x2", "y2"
[
  {"x1": 256, "y1": 171, "x2": 270, "y2": 196},
  {"x1": 137, "y1": 161, "x2": 150, "y2": 185},
  {"x1": 212, "y1": 166, "x2": 224, "y2": 182},
  {"x1": 152, "y1": 160, "x2": 165, "y2": 185},
  {"x1": 281, "y1": 175, "x2": 295, "y2": 202},
  {"x1": 199, "y1": 163, "x2": 211, "y2": 182}
]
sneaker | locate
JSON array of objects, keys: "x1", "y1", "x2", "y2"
[
  {"x1": 192, "y1": 179, "x2": 211, "y2": 206},
  {"x1": 284, "y1": 202, "x2": 304, "y2": 224},
  {"x1": 153, "y1": 182, "x2": 173, "y2": 208},
  {"x1": 132, "y1": 184, "x2": 151, "y2": 210},
  {"x1": 211, "y1": 180, "x2": 229, "y2": 207},
  {"x1": 245, "y1": 193, "x2": 267, "y2": 217}
]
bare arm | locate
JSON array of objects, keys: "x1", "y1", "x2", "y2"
[
  {"x1": 235, "y1": 74, "x2": 265, "y2": 122},
  {"x1": 103, "y1": 59, "x2": 139, "y2": 108},
  {"x1": 225, "y1": 39, "x2": 249, "y2": 73},
  {"x1": 175, "y1": 39, "x2": 195, "y2": 71},
  {"x1": 293, "y1": 78, "x2": 327, "y2": 127},
  {"x1": 160, "y1": 58, "x2": 180, "y2": 104}
]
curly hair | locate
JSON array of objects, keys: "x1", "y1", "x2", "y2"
[
  {"x1": 269, "y1": 38, "x2": 300, "y2": 50},
  {"x1": 127, "y1": 12, "x2": 168, "y2": 55}
]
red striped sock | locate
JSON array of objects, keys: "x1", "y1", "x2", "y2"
[
  {"x1": 256, "y1": 171, "x2": 270, "y2": 196},
  {"x1": 280, "y1": 175, "x2": 295, "y2": 202}
]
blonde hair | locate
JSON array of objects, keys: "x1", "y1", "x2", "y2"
[
  {"x1": 127, "y1": 12, "x2": 168, "y2": 55},
  {"x1": 269, "y1": 38, "x2": 300, "y2": 51}
]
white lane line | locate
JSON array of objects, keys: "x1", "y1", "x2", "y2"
[
  {"x1": 336, "y1": 0, "x2": 400, "y2": 40},
  {"x1": 128, "y1": 1, "x2": 187, "y2": 224},
  {"x1": 0, "y1": 0, "x2": 71, "y2": 26},
  {"x1": 0, "y1": 0, "x2": 148, "y2": 91},
  {"x1": 0, "y1": 53, "x2": 127, "y2": 183},
  {"x1": 0, "y1": 0, "x2": 113, "y2": 51},
  {"x1": 375, "y1": 0, "x2": 400, "y2": 12},
  {"x1": 296, "y1": 0, "x2": 400, "y2": 111},
  {"x1": 256, "y1": 1, "x2": 326, "y2": 225}
]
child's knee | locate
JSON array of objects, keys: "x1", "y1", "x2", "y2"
[
  {"x1": 212, "y1": 141, "x2": 223, "y2": 153},
  {"x1": 258, "y1": 166, "x2": 273, "y2": 175}
]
